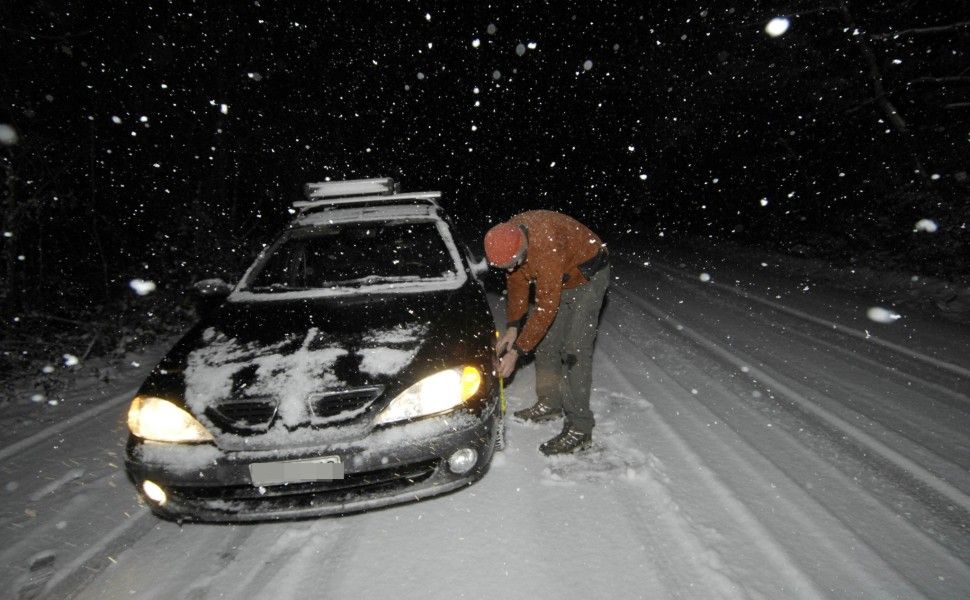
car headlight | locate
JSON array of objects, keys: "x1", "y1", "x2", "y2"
[
  {"x1": 375, "y1": 366, "x2": 482, "y2": 425},
  {"x1": 127, "y1": 395, "x2": 214, "y2": 443}
]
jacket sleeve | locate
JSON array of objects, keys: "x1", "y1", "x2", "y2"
[
  {"x1": 505, "y1": 268, "x2": 529, "y2": 329},
  {"x1": 514, "y1": 263, "x2": 563, "y2": 353}
]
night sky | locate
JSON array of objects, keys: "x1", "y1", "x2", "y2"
[{"x1": 2, "y1": 1, "x2": 968, "y2": 311}]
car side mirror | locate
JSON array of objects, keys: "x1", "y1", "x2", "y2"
[{"x1": 189, "y1": 278, "x2": 234, "y2": 318}]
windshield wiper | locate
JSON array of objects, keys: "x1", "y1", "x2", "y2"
[
  {"x1": 340, "y1": 275, "x2": 423, "y2": 286},
  {"x1": 249, "y1": 283, "x2": 309, "y2": 292}
]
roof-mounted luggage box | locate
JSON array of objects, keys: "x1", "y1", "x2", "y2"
[
  {"x1": 294, "y1": 177, "x2": 441, "y2": 214},
  {"x1": 303, "y1": 177, "x2": 397, "y2": 199}
]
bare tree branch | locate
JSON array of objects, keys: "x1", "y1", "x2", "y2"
[
  {"x1": 80, "y1": 333, "x2": 100, "y2": 362},
  {"x1": 872, "y1": 20, "x2": 970, "y2": 41},
  {"x1": 907, "y1": 76, "x2": 970, "y2": 85},
  {"x1": 0, "y1": 26, "x2": 94, "y2": 41},
  {"x1": 845, "y1": 95, "x2": 879, "y2": 114},
  {"x1": 838, "y1": 3, "x2": 908, "y2": 132},
  {"x1": 23, "y1": 312, "x2": 96, "y2": 327},
  {"x1": 839, "y1": 2, "x2": 927, "y2": 178}
]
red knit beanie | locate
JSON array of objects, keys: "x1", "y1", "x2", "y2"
[{"x1": 484, "y1": 222, "x2": 524, "y2": 266}]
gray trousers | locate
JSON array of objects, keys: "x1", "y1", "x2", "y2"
[{"x1": 533, "y1": 264, "x2": 610, "y2": 434}]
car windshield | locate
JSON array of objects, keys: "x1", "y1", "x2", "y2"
[{"x1": 246, "y1": 219, "x2": 458, "y2": 290}]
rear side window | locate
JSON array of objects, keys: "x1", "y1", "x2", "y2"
[{"x1": 248, "y1": 220, "x2": 456, "y2": 290}]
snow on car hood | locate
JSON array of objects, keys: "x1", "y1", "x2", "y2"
[{"x1": 182, "y1": 296, "x2": 440, "y2": 429}]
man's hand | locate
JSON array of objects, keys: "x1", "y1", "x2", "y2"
[
  {"x1": 495, "y1": 327, "x2": 518, "y2": 357},
  {"x1": 497, "y1": 348, "x2": 519, "y2": 379}
]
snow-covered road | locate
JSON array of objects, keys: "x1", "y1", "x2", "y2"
[{"x1": 3, "y1": 250, "x2": 969, "y2": 599}]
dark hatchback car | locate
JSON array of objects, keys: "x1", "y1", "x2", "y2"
[{"x1": 125, "y1": 179, "x2": 502, "y2": 522}]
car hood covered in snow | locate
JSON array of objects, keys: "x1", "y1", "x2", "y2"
[{"x1": 140, "y1": 285, "x2": 494, "y2": 440}]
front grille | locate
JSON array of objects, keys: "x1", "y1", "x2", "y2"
[
  {"x1": 168, "y1": 459, "x2": 439, "y2": 510},
  {"x1": 308, "y1": 386, "x2": 384, "y2": 426},
  {"x1": 210, "y1": 399, "x2": 278, "y2": 431}
]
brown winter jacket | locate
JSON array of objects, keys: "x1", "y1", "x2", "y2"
[{"x1": 504, "y1": 210, "x2": 607, "y2": 353}]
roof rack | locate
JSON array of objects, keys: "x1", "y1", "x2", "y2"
[{"x1": 293, "y1": 191, "x2": 442, "y2": 213}]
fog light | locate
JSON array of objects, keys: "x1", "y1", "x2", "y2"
[
  {"x1": 448, "y1": 448, "x2": 478, "y2": 474},
  {"x1": 142, "y1": 480, "x2": 167, "y2": 506}
]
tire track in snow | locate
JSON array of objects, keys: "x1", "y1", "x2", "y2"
[
  {"x1": 598, "y1": 318, "x2": 934, "y2": 596},
  {"x1": 770, "y1": 348, "x2": 970, "y2": 474},
  {"x1": 647, "y1": 259, "x2": 970, "y2": 408},
  {"x1": 27, "y1": 468, "x2": 85, "y2": 502},
  {"x1": 610, "y1": 284, "x2": 970, "y2": 515},
  {"x1": 0, "y1": 460, "x2": 150, "y2": 599},
  {"x1": 73, "y1": 518, "x2": 353, "y2": 600},
  {"x1": 239, "y1": 520, "x2": 354, "y2": 599},
  {"x1": 503, "y1": 417, "x2": 672, "y2": 599},
  {"x1": 594, "y1": 330, "x2": 828, "y2": 599},
  {"x1": 644, "y1": 258, "x2": 970, "y2": 380},
  {"x1": 638, "y1": 267, "x2": 970, "y2": 479},
  {"x1": 526, "y1": 394, "x2": 742, "y2": 598},
  {"x1": 744, "y1": 305, "x2": 970, "y2": 409},
  {"x1": 184, "y1": 524, "x2": 312, "y2": 600},
  {"x1": 1, "y1": 398, "x2": 133, "y2": 533},
  {"x1": 601, "y1": 293, "x2": 970, "y2": 596},
  {"x1": 592, "y1": 392, "x2": 782, "y2": 599},
  {"x1": 74, "y1": 521, "x2": 257, "y2": 600},
  {"x1": 0, "y1": 469, "x2": 129, "y2": 570},
  {"x1": 0, "y1": 388, "x2": 135, "y2": 462},
  {"x1": 40, "y1": 507, "x2": 152, "y2": 598}
]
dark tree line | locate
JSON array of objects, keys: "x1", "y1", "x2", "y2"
[{"x1": 1, "y1": 1, "x2": 967, "y2": 380}]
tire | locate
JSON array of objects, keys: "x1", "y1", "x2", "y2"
[{"x1": 494, "y1": 413, "x2": 507, "y2": 451}]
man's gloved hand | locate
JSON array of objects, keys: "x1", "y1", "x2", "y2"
[{"x1": 495, "y1": 327, "x2": 518, "y2": 357}]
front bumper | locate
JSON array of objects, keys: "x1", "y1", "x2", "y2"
[{"x1": 125, "y1": 408, "x2": 499, "y2": 522}]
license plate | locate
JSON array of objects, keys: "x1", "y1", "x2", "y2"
[{"x1": 249, "y1": 455, "x2": 344, "y2": 486}]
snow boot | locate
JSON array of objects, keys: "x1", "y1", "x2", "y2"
[
  {"x1": 513, "y1": 401, "x2": 563, "y2": 423},
  {"x1": 539, "y1": 426, "x2": 592, "y2": 455}
]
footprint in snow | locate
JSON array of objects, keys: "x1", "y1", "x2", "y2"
[
  {"x1": 16, "y1": 550, "x2": 56, "y2": 600},
  {"x1": 541, "y1": 436, "x2": 647, "y2": 485}
]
